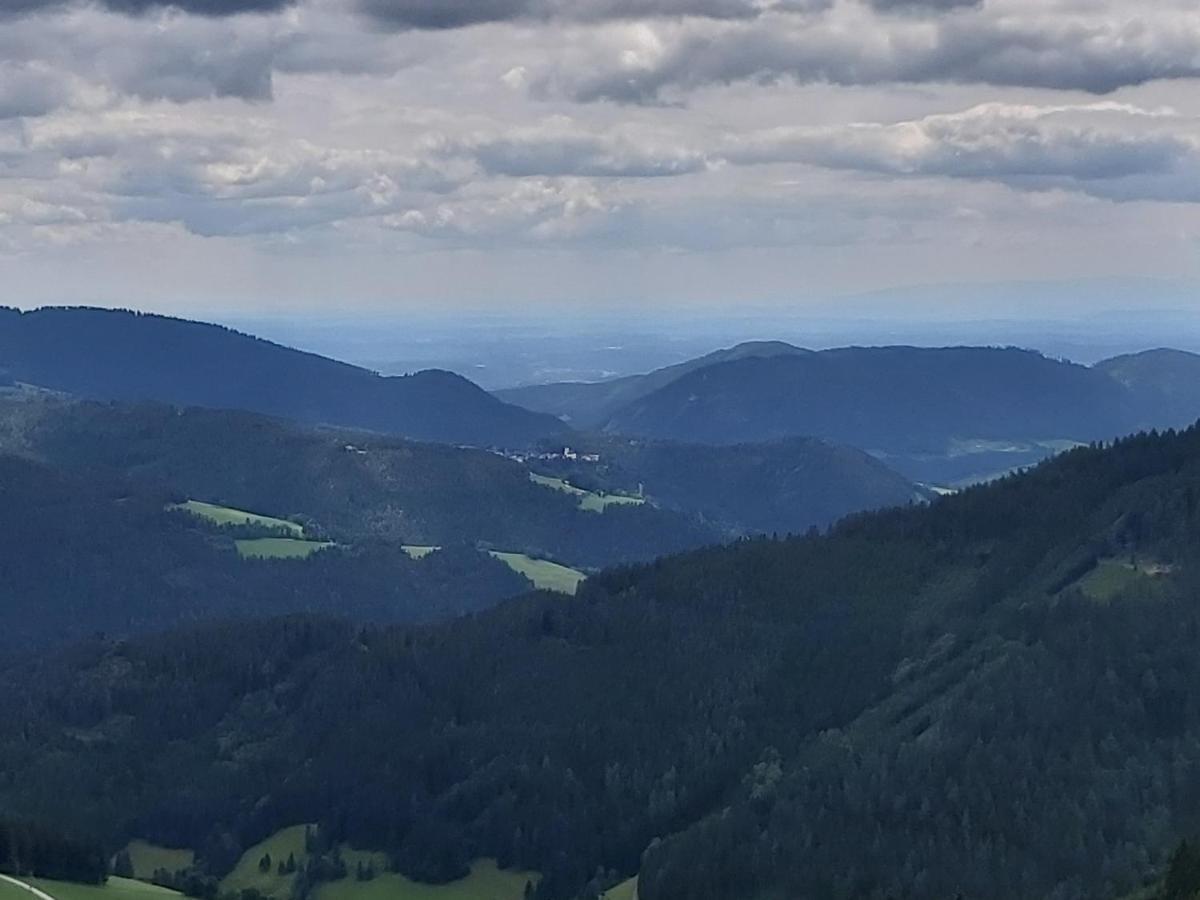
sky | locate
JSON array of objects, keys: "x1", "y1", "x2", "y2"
[{"x1": 1, "y1": 0, "x2": 1199, "y2": 315}]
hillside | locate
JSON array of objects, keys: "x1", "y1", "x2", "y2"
[
  {"x1": 600, "y1": 346, "x2": 1150, "y2": 482},
  {"x1": 0, "y1": 307, "x2": 565, "y2": 449},
  {"x1": 1097, "y1": 349, "x2": 1200, "y2": 428},
  {"x1": 0, "y1": 392, "x2": 922, "y2": 560},
  {"x1": 495, "y1": 341, "x2": 810, "y2": 428},
  {"x1": 7, "y1": 426, "x2": 1200, "y2": 899},
  {"x1": 528, "y1": 435, "x2": 928, "y2": 535},
  {"x1": 0, "y1": 452, "x2": 534, "y2": 653}
]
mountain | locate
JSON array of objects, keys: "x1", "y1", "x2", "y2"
[
  {"x1": 1097, "y1": 349, "x2": 1200, "y2": 428},
  {"x1": 495, "y1": 340, "x2": 810, "y2": 428},
  {"x1": 527, "y1": 434, "x2": 927, "y2": 536},
  {"x1": 595, "y1": 346, "x2": 1153, "y2": 483},
  {"x1": 0, "y1": 307, "x2": 565, "y2": 448},
  {"x1": 0, "y1": 451, "x2": 533, "y2": 653},
  {"x1": 0, "y1": 390, "x2": 924, "y2": 565},
  {"x1": 6, "y1": 425, "x2": 1200, "y2": 900}
]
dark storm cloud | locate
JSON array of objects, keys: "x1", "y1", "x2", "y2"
[
  {"x1": 867, "y1": 0, "x2": 980, "y2": 12},
  {"x1": 0, "y1": 0, "x2": 291, "y2": 19},
  {"x1": 553, "y1": 13, "x2": 1200, "y2": 104},
  {"x1": 358, "y1": 0, "x2": 764, "y2": 30}
]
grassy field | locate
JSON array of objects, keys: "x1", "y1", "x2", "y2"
[
  {"x1": 489, "y1": 551, "x2": 586, "y2": 595},
  {"x1": 8, "y1": 878, "x2": 181, "y2": 900},
  {"x1": 529, "y1": 473, "x2": 644, "y2": 514},
  {"x1": 313, "y1": 859, "x2": 536, "y2": 900},
  {"x1": 122, "y1": 841, "x2": 194, "y2": 881},
  {"x1": 600, "y1": 877, "x2": 638, "y2": 900},
  {"x1": 1079, "y1": 558, "x2": 1170, "y2": 603},
  {"x1": 221, "y1": 825, "x2": 535, "y2": 900},
  {"x1": 235, "y1": 538, "x2": 335, "y2": 560},
  {"x1": 401, "y1": 545, "x2": 441, "y2": 560},
  {"x1": 220, "y1": 825, "x2": 311, "y2": 897},
  {"x1": 171, "y1": 500, "x2": 303, "y2": 536}
]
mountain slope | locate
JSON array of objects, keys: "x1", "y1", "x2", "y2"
[
  {"x1": 1097, "y1": 348, "x2": 1200, "y2": 428},
  {"x1": 0, "y1": 452, "x2": 533, "y2": 653},
  {"x1": 595, "y1": 346, "x2": 1152, "y2": 481},
  {"x1": 0, "y1": 307, "x2": 565, "y2": 448},
  {"x1": 495, "y1": 340, "x2": 810, "y2": 428},
  {"x1": 528, "y1": 435, "x2": 927, "y2": 535},
  {"x1": 7, "y1": 427, "x2": 1200, "y2": 899},
  {"x1": 0, "y1": 391, "x2": 718, "y2": 570}
]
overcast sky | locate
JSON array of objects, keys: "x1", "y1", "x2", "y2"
[{"x1": 1, "y1": 0, "x2": 1198, "y2": 315}]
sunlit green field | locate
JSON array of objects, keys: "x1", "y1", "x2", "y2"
[
  {"x1": 220, "y1": 826, "x2": 535, "y2": 900},
  {"x1": 313, "y1": 859, "x2": 536, "y2": 900},
  {"x1": 529, "y1": 473, "x2": 644, "y2": 514},
  {"x1": 122, "y1": 841, "x2": 194, "y2": 881},
  {"x1": 1079, "y1": 558, "x2": 1170, "y2": 603},
  {"x1": 600, "y1": 877, "x2": 638, "y2": 900},
  {"x1": 5, "y1": 877, "x2": 180, "y2": 900},
  {"x1": 401, "y1": 545, "x2": 441, "y2": 560},
  {"x1": 489, "y1": 551, "x2": 585, "y2": 594},
  {"x1": 171, "y1": 500, "x2": 303, "y2": 536},
  {"x1": 235, "y1": 538, "x2": 335, "y2": 560},
  {"x1": 220, "y1": 824, "x2": 311, "y2": 897}
]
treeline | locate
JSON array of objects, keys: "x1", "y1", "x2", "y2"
[
  {"x1": 8, "y1": 428, "x2": 1200, "y2": 898},
  {"x1": 0, "y1": 817, "x2": 106, "y2": 884}
]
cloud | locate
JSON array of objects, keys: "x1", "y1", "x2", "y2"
[
  {"x1": 726, "y1": 102, "x2": 1200, "y2": 202},
  {"x1": 0, "y1": 0, "x2": 293, "y2": 19},
  {"x1": 0, "y1": 64, "x2": 71, "y2": 119},
  {"x1": 539, "y1": 4, "x2": 1200, "y2": 103},
  {"x1": 358, "y1": 0, "x2": 772, "y2": 30},
  {"x1": 443, "y1": 120, "x2": 709, "y2": 177}
]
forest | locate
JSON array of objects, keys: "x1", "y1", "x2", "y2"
[{"x1": 6, "y1": 427, "x2": 1200, "y2": 898}]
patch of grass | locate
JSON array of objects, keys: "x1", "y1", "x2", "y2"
[
  {"x1": 220, "y1": 825, "x2": 312, "y2": 898},
  {"x1": 20, "y1": 878, "x2": 180, "y2": 900},
  {"x1": 489, "y1": 552, "x2": 585, "y2": 595},
  {"x1": 600, "y1": 877, "x2": 638, "y2": 900},
  {"x1": 1078, "y1": 558, "x2": 1172, "y2": 603},
  {"x1": 578, "y1": 493, "x2": 643, "y2": 513},
  {"x1": 171, "y1": 500, "x2": 303, "y2": 536},
  {"x1": 529, "y1": 473, "x2": 644, "y2": 514},
  {"x1": 401, "y1": 545, "x2": 441, "y2": 560},
  {"x1": 235, "y1": 538, "x2": 335, "y2": 560},
  {"x1": 122, "y1": 842, "x2": 194, "y2": 881},
  {"x1": 313, "y1": 859, "x2": 536, "y2": 900}
]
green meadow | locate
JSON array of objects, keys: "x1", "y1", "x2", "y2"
[
  {"x1": 401, "y1": 545, "x2": 441, "y2": 560},
  {"x1": 528, "y1": 473, "x2": 644, "y2": 513},
  {"x1": 313, "y1": 859, "x2": 535, "y2": 900},
  {"x1": 6, "y1": 878, "x2": 181, "y2": 900},
  {"x1": 220, "y1": 825, "x2": 310, "y2": 897},
  {"x1": 235, "y1": 538, "x2": 335, "y2": 560},
  {"x1": 1079, "y1": 558, "x2": 1171, "y2": 603},
  {"x1": 489, "y1": 551, "x2": 586, "y2": 594},
  {"x1": 220, "y1": 826, "x2": 535, "y2": 900},
  {"x1": 122, "y1": 842, "x2": 194, "y2": 881},
  {"x1": 171, "y1": 500, "x2": 303, "y2": 536},
  {"x1": 600, "y1": 877, "x2": 638, "y2": 900}
]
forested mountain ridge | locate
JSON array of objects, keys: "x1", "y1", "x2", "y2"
[
  {"x1": 502, "y1": 343, "x2": 1200, "y2": 485},
  {"x1": 495, "y1": 340, "x2": 810, "y2": 428},
  {"x1": 0, "y1": 391, "x2": 922, "y2": 561},
  {"x1": 0, "y1": 307, "x2": 565, "y2": 448},
  {"x1": 7, "y1": 425, "x2": 1200, "y2": 900}
]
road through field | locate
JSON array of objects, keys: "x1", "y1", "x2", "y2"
[{"x1": 0, "y1": 875, "x2": 59, "y2": 900}]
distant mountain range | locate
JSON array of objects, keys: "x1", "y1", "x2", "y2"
[
  {"x1": 502, "y1": 342, "x2": 1200, "y2": 484},
  {"x1": 0, "y1": 307, "x2": 565, "y2": 448}
]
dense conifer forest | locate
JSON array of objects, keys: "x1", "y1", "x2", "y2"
[{"x1": 6, "y1": 426, "x2": 1200, "y2": 899}]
